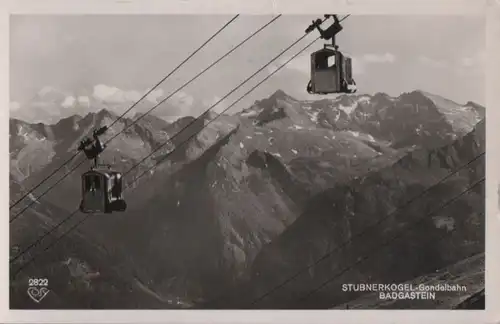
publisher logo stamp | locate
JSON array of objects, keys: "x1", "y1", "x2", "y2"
[{"x1": 27, "y1": 278, "x2": 49, "y2": 303}]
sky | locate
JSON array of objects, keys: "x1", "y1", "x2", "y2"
[{"x1": 9, "y1": 14, "x2": 486, "y2": 123}]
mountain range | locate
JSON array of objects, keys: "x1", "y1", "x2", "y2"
[{"x1": 9, "y1": 89, "x2": 485, "y2": 309}]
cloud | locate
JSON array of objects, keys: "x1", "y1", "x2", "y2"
[
  {"x1": 11, "y1": 84, "x2": 198, "y2": 124},
  {"x1": 203, "y1": 96, "x2": 222, "y2": 108},
  {"x1": 454, "y1": 50, "x2": 485, "y2": 79},
  {"x1": 418, "y1": 52, "x2": 484, "y2": 74},
  {"x1": 361, "y1": 52, "x2": 396, "y2": 63},
  {"x1": 60, "y1": 95, "x2": 90, "y2": 109},
  {"x1": 460, "y1": 57, "x2": 475, "y2": 67},
  {"x1": 61, "y1": 96, "x2": 76, "y2": 108},
  {"x1": 38, "y1": 85, "x2": 59, "y2": 97},
  {"x1": 77, "y1": 96, "x2": 90, "y2": 107},
  {"x1": 153, "y1": 91, "x2": 196, "y2": 119},
  {"x1": 203, "y1": 95, "x2": 233, "y2": 114},
  {"x1": 459, "y1": 50, "x2": 485, "y2": 68},
  {"x1": 93, "y1": 84, "x2": 133, "y2": 103},
  {"x1": 279, "y1": 53, "x2": 311, "y2": 75},
  {"x1": 92, "y1": 84, "x2": 164, "y2": 104},
  {"x1": 349, "y1": 53, "x2": 396, "y2": 72},
  {"x1": 170, "y1": 91, "x2": 194, "y2": 109},
  {"x1": 10, "y1": 101, "x2": 21, "y2": 111},
  {"x1": 418, "y1": 56, "x2": 449, "y2": 69},
  {"x1": 350, "y1": 57, "x2": 366, "y2": 75},
  {"x1": 88, "y1": 85, "x2": 197, "y2": 119},
  {"x1": 144, "y1": 88, "x2": 164, "y2": 103}
]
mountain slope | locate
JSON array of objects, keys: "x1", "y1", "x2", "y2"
[{"x1": 201, "y1": 119, "x2": 484, "y2": 309}]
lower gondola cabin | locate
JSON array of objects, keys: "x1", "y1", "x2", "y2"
[{"x1": 80, "y1": 168, "x2": 127, "y2": 214}]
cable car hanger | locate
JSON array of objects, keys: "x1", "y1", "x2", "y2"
[
  {"x1": 305, "y1": 14, "x2": 357, "y2": 95},
  {"x1": 305, "y1": 14, "x2": 343, "y2": 49},
  {"x1": 77, "y1": 126, "x2": 109, "y2": 169}
]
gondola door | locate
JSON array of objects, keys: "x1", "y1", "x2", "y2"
[
  {"x1": 337, "y1": 52, "x2": 354, "y2": 86},
  {"x1": 80, "y1": 172, "x2": 107, "y2": 213},
  {"x1": 344, "y1": 55, "x2": 353, "y2": 84}
]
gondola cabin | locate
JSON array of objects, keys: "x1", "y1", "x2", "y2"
[
  {"x1": 79, "y1": 168, "x2": 127, "y2": 214},
  {"x1": 309, "y1": 47, "x2": 356, "y2": 94}
]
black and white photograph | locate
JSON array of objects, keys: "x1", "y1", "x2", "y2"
[{"x1": 8, "y1": 13, "x2": 486, "y2": 310}]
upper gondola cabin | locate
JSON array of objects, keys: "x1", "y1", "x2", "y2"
[
  {"x1": 79, "y1": 167, "x2": 127, "y2": 214},
  {"x1": 308, "y1": 47, "x2": 355, "y2": 95}
]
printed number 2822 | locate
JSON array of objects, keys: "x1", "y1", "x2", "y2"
[{"x1": 28, "y1": 278, "x2": 48, "y2": 287}]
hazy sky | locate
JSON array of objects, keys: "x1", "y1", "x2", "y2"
[{"x1": 10, "y1": 14, "x2": 486, "y2": 121}]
